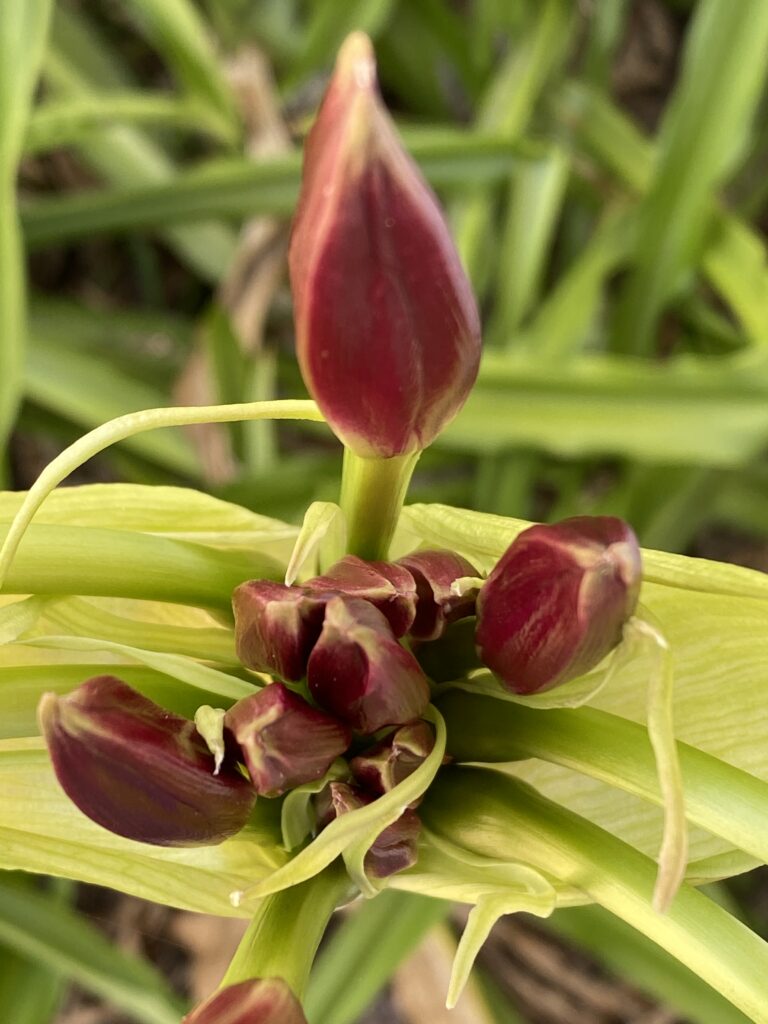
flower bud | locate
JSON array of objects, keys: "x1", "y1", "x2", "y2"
[
  {"x1": 183, "y1": 978, "x2": 306, "y2": 1024},
  {"x1": 321, "y1": 782, "x2": 421, "y2": 879},
  {"x1": 307, "y1": 596, "x2": 430, "y2": 733},
  {"x1": 304, "y1": 555, "x2": 417, "y2": 636},
  {"x1": 233, "y1": 581, "x2": 329, "y2": 682},
  {"x1": 39, "y1": 676, "x2": 255, "y2": 846},
  {"x1": 397, "y1": 550, "x2": 480, "y2": 641},
  {"x1": 224, "y1": 683, "x2": 351, "y2": 797},
  {"x1": 350, "y1": 721, "x2": 434, "y2": 795},
  {"x1": 475, "y1": 516, "x2": 642, "y2": 694},
  {"x1": 289, "y1": 32, "x2": 481, "y2": 458}
]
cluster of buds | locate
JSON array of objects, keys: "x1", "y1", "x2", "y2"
[{"x1": 39, "y1": 550, "x2": 471, "y2": 869}]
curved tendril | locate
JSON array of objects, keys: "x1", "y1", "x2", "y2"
[{"x1": 0, "y1": 399, "x2": 324, "y2": 590}]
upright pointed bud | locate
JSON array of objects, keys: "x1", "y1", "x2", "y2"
[
  {"x1": 304, "y1": 555, "x2": 417, "y2": 636},
  {"x1": 351, "y1": 721, "x2": 434, "y2": 795},
  {"x1": 308, "y1": 596, "x2": 430, "y2": 733},
  {"x1": 476, "y1": 517, "x2": 642, "y2": 694},
  {"x1": 289, "y1": 32, "x2": 481, "y2": 458},
  {"x1": 224, "y1": 683, "x2": 350, "y2": 797},
  {"x1": 398, "y1": 550, "x2": 480, "y2": 640},
  {"x1": 321, "y1": 782, "x2": 421, "y2": 879},
  {"x1": 183, "y1": 978, "x2": 306, "y2": 1024},
  {"x1": 39, "y1": 676, "x2": 255, "y2": 846},
  {"x1": 233, "y1": 581, "x2": 329, "y2": 681}
]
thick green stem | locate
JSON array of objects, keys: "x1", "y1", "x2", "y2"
[
  {"x1": 222, "y1": 863, "x2": 349, "y2": 1000},
  {"x1": 339, "y1": 450, "x2": 419, "y2": 561}
]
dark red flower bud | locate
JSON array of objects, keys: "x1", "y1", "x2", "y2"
[
  {"x1": 322, "y1": 782, "x2": 421, "y2": 879},
  {"x1": 350, "y1": 721, "x2": 434, "y2": 795},
  {"x1": 182, "y1": 977, "x2": 306, "y2": 1024},
  {"x1": 39, "y1": 676, "x2": 255, "y2": 846},
  {"x1": 289, "y1": 32, "x2": 481, "y2": 458},
  {"x1": 397, "y1": 550, "x2": 481, "y2": 641},
  {"x1": 476, "y1": 516, "x2": 642, "y2": 695},
  {"x1": 233, "y1": 581, "x2": 329, "y2": 681},
  {"x1": 224, "y1": 683, "x2": 350, "y2": 797},
  {"x1": 304, "y1": 555, "x2": 417, "y2": 636},
  {"x1": 307, "y1": 596, "x2": 430, "y2": 733}
]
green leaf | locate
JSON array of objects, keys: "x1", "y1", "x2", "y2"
[
  {"x1": 0, "y1": 0, "x2": 53, "y2": 457},
  {"x1": 284, "y1": 501, "x2": 346, "y2": 585},
  {"x1": 549, "y1": 904, "x2": 752, "y2": 1024},
  {"x1": 305, "y1": 890, "x2": 450, "y2": 1024},
  {"x1": 444, "y1": 350, "x2": 768, "y2": 466},
  {"x1": 0, "y1": 873, "x2": 184, "y2": 1024},
  {"x1": 24, "y1": 92, "x2": 229, "y2": 154},
  {"x1": 424, "y1": 767, "x2": 768, "y2": 1023}
]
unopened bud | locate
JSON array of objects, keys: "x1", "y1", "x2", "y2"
[
  {"x1": 322, "y1": 781, "x2": 420, "y2": 879},
  {"x1": 476, "y1": 517, "x2": 641, "y2": 694},
  {"x1": 224, "y1": 683, "x2": 350, "y2": 797},
  {"x1": 398, "y1": 550, "x2": 480, "y2": 640},
  {"x1": 304, "y1": 555, "x2": 417, "y2": 636},
  {"x1": 289, "y1": 33, "x2": 481, "y2": 458},
  {"x1": 39, "y1": 676, "x2": 255, "y2": 846},
  {"x1": 307, "y1": 596, "x2": 430, "y2": 733},
  {"x1": 350, "y1": 721, "x2": 434, "y2": 795},
  {"x1": 183, "y1": 977, "x2": 306, "y2": 1024},
  {"x1": 233, "y1": 581, "x2": 329, "y2": 681}
]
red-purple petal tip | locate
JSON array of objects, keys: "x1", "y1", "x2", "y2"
[{"x1": 183, "y1": 977, "x2": 307, "y2": 1024}]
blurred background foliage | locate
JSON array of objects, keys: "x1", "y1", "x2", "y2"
[{"x1": 4, "y1": 0, "x2": 768, "y2": 1021}]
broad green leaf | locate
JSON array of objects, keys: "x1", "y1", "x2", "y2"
[
  {"x1": 549, "y1": 904, "x2": 751, "y2": 1024},
  {"x1": 0, "y1": 873, "x2": 184, "y2": 1024},
  {"x1": 0, "y1": 740, "x2": 285, "y2": 915},
  {"x1": 16, "y1": 635, "x2": 255, "y2": 701},
  {"x1": 424, "y1": 768, "x2": 768, "y2": 1023},
  {"x1": 0, "y1": 482, "x2": 297, "y2": 555}
]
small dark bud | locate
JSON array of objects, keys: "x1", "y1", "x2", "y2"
[
  {"x1": 350, "y1": 721, "x2": 434, "y2": 795},
  {"x1": 307, "y1": 596, "x2": 430, "y2": 733},
  {"x1": 322, "y1": 782, "x2": 421, "y2": 879},
  {"x1": 397, "y1": 550, "x2": 481, "y2": 640},
  {"x1": 224, "y1": 683, "x2": 351, "y2": 797},
  {"x1": 39, "y1": 676, "x2": 255, "y2": 846},
  {"x1": 233, "y1": 580, "x2": 329, "y2": 681},
  {"x1": 476, "y1": 516, "x2": 642, "y2": 694},
  {"x1": 304, "y1": 555, "x2": 417, "y2": 637},
  {"x1": 182, "y1": 977, "x2": 307, "y2": 1023}
]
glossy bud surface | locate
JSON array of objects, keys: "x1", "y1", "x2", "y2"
[
  {"x1": 476, "y1": 517, "x2": 641, "y2": 694},
  {"x1": 40, "y1": 676, "x2": 255, "y2": 846}
]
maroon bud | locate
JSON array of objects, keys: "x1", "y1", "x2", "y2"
[
  {"x1": 397, "y1": 550, "x2": 481, "y2": 641},
  {"x1": 324, "y1": 782, "x2": 420, "y2": 879},
  {"x1": 289, "y1": 33, "x2": 481, "y2": 458},
  {"x1": 183, "y1": 977, "x2": 306, "y2": 1024},
  {"x1": 224, "y1": 683, "x2": 351, "y2": 797},
  {"x1": 233, "y1": 580, "x2": 329, "y2": 681},
  {"x1": 307, "y1": 596, "x2": 430, "y2": 733},
  {"x1": 476, "y1": 517, "x2": 642, "y2": 695},
  {"x1": 304, "y1": 555, "x2": 417, "y2": 636},
  {"x1": 350, "y1": 721, "x2": 434, "y2": 795},
  {"x1": 39, "y1": 676, "x2": 255, "y2": 846}
]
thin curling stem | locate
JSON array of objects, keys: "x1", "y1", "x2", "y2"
[
  {"x1": 339, "y1": 449, "x2": 419, "y2": 561},
  {"x1": 626, "y1": 608, "x2": 688, "y2": 912},
  {"x1": 0, "y1": 399, "x2": 324, "y2": 590}
]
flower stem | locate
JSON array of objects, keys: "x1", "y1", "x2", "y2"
[
  {"x1": 339, "y1": 450, "x2": 419, "y2": 561},
  {"x1": 222, "y1": 863, "x2": 349, "y2": 999}
]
